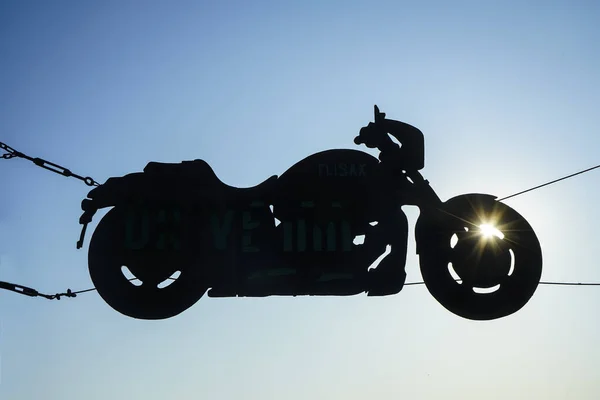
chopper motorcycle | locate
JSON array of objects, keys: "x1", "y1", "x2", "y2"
[{"x1": 75, "y1": 106, "x2": 542, "y2": 320}]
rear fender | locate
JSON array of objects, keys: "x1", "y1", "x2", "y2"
[{"x1": 84, "y1": 172, "x2": 148, "y2": 209}]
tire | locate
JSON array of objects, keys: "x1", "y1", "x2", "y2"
[
  {"x1": 417, "y1": 194, "x2": 542, "y2": 320},
  {"x1": 88, "y1": 205, "x2": 207, "y2": 319}
]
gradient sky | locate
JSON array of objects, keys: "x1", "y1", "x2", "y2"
[{"x1": 1, "y1": 1, "x2": 600, "y2": 399}]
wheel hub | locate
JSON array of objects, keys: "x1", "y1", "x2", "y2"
[
  {"x1": 123, "y1": 250, "x2": 179, "y2": 286},
  {"x1": 451, "y1": 235, "x2": 512, "y2": 287}
]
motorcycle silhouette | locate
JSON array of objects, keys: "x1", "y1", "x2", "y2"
[{"x1": 76, "y1": 106, "x2": 542, "y2": 320}]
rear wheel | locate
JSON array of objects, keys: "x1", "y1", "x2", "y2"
[
  {"x1": 417, "y1": 194, "x2": 542, "y2": 320},
  {"x1": 88, "y1": 205, "x2": 206, "y2": 319}
]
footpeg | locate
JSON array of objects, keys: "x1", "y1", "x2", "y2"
[{"x1": 366, "y1": 270, "x2": 406, "y2": 296}]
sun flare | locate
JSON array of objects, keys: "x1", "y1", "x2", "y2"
[{"x1": 479, "y1": 224, "x2": 504, "y2": 239}]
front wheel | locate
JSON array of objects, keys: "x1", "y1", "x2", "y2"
[
  {"x1": 88, "y1": 205, "x2": 207, "y2": 319},
  {"x1": 417, "y1": 194, "x2": 542, "y2": 320}
]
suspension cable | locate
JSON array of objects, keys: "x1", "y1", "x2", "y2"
[
  {"x1": 497, "y1": 164, "x2": 600, "y2": 201},
  {"x1": 405, "y1": 281, "x2": 600, "y2": 286},
  {"x1": 3, "y1": 279, "x2": 600, "y2": 301},
  {"x1": 1, "y1": 142, "x2": 100, "y2": 187}
]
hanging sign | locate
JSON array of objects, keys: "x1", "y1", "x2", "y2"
[{"x1": 74, "y1": 106, "x2": 542, "y2": 320}]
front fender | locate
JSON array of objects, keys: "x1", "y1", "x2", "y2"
[{"x1": 414, "y1": 193, "x2": 499, "y2": 255}]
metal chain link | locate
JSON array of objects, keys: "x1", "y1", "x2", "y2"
[
  {"x1": 1, "y1": 141, "x2": 100, "y2": 186},
  {"x1": 0, "y1": 281, "x2": 77, "y2": 300}
]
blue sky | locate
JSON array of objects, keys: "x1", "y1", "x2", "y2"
[{"x1": 1, "y1": 1, "x2": 600, "y2": 399}]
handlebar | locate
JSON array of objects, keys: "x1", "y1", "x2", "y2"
[
  {"x1": 374, "y1": 105, "x2": 385, "y2": 124},
  {"x1": 353, "y1": 104, "x2": 387, "y2": 146}
]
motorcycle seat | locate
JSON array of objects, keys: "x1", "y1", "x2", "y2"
[
  {"x1": 225, "y1": 174, "x2": 278, "y2": 193},
  {"x1": 143, "y1": 159, "x2": 278, "y2": 195}
]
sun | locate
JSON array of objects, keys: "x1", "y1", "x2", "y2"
[{"x1": 479, "y1": 223, "x2": 505, "y2": 239}]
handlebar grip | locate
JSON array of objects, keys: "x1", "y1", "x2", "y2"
[{"x1": 374, "y1": 105, "x2": 386, "y2": 123}]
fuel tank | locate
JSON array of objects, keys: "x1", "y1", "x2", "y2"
[{"x1": 273, "y1": 149, "x2": 397, "y2": 227}]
